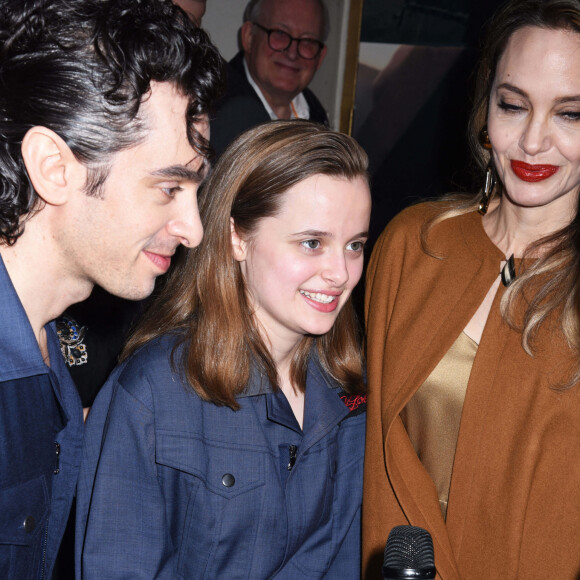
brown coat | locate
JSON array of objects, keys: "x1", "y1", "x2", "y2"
[{"x1": 362, "y1": 203, "x2": 580, "y2": 580}]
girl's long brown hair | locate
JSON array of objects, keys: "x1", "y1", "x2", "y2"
[{"x1": 123, "y1": 120, "x2": 369, "y2": 408}]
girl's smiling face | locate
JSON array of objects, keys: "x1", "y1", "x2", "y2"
[{"x1": 232, "y1": 173, "x2": 371, "y2": 353}]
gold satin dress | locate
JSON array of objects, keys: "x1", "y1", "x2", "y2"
[{"x1": 400, "y1": 331, "x2": 477, "y2": 519}]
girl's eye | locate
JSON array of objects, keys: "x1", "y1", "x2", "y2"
[
  {"x1": 301, "y1": 239, "x2": 321, "y2": 250},
  {"x1": 347, "y1": 241, "x2": 365, "y2": 252}
]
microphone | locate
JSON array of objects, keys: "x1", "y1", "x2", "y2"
[{"x1": 382, "y1": 525, "x2": 436, "y2": 579}]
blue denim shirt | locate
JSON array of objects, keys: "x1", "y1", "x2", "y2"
[
  {"x1": 0, "y1": 256, "x2": 83, "y2": 579},
  {"x1": 77, "y1": 335, "x2": 365, "y2": 579}
]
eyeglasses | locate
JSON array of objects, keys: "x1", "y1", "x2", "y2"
[{"x1": 252, "y1": 23, "x2": 324, "y2": 60}]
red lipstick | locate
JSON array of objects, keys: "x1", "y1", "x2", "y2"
[{"x1": 510, "y1": 160, "x2": 559, "y2": 182}]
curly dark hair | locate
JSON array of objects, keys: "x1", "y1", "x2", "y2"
[{"x1": 0, "y1": 0, "x2": 225, "y2": 244}]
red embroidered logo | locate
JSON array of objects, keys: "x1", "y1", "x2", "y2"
[{"x1": 339, "y1": 394, "x2": 367, "y2": 412}]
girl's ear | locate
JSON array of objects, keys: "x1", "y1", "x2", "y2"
[{"x1": 230, "y1": 217, "x2": 248, "y2": 261}]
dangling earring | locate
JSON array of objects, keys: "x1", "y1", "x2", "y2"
[
  {"x1": 478, "y1": 163, "x2": 495, "y2": 215},
  {"x1": 478, "y1": 126, "x2": 492, "y2": 150},
  {"x1": 477, "y1": 126, "x2": 495, "y2": 215}
]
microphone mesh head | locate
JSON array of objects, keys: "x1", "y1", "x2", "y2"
[{"x1": 383, "y1": 525, "x2": 435, "y2": 569}]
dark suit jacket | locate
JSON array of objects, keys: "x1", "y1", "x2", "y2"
[{"x1": 210, "y1": 51, "x2": 328, "y2": 157}]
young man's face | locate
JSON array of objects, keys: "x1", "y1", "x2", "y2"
[{"x1": 58, "y1": 82, "x2": 207, "y2": 300}]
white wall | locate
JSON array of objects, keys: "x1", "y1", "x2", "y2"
[{"x1": 202, "y1": 0, "x2": 349, "y2": 130}]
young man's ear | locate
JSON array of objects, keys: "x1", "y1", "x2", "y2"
[
  {"x1": 21, "y1": 126, "x2": 86, "y2": 206},
  {"x1": 230, "y1": 217, "x2": 248, "y2": 261}
]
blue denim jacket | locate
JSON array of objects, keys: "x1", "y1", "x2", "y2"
[
  {"x1": 0, "y1": 257, "x2": 83, "y2": 579},
  {"x1": 77, "y1": 335, "x2": 365, "y2": 579}
]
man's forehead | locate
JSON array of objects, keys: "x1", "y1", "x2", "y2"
[
  {"x1": 111, "y1": 83, "x2": 208, "y2": 175},
  {"x1": 263, "y1": 0, "x2": 323, "y2": 29},
  {"x1": 141, "y1": 82, "x2": 187, "y2": 116},
  {"x1": 139, "y1": 82, "x2": 208, "y2": 138}
]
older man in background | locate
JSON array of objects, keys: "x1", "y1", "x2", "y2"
[{"x1": 210, "y1": 0, "x2": 329, "y2": 156}]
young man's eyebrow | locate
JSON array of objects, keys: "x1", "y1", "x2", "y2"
[{"x1": 150, "y1": 164, "x2": 206, "y2": 183}]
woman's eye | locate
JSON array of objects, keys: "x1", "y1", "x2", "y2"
[
  {"x1": 347, "y1": 241, "x2": 365, "y2": 252},
  {"x1": 559, "y1": 111, "x2": 580, "y2": 121},
  {"x1": 498, "y1": 100, "x2": 524, "y2": 113},
  {"x1": 301, "y1": 239, "x2": 321, "y2": 250}
]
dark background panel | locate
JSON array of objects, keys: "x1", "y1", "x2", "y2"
[{"x1": 356, "y1": 0, "x2": 506, "y2": 249}]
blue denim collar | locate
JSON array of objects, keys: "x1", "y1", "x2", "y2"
[{"x1": 0, "y1": 254, "x2": 49, "y2": 381}]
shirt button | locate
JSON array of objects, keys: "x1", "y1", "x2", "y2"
[
  {"x1": 221, "y1": 473, "x2": 235, "y2": 487},
  {"x1": 23, "y1": 516, "x2": 35, "y2": 533}
]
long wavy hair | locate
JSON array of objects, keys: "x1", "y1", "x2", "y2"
[
  {"x1": 423, "y1": 0, "x2": 580, "y2": 383},
  {"x1": 124, "y1": 121, "x2": 369, "y2": 408}
]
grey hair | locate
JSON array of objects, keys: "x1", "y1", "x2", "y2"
[{"x1": 243, "y1": 0, "x2": 330, "y2": 41}]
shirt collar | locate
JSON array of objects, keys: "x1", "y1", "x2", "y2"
[
  {"x1": 239, "y1": 351, "x2": 341, "y2": 399},
  {"x1": 259, "y1": 352, "x2": 351, "y2": 442},
  {"x1": 243, "y1": 57, "x2": 310, "y2": 120},
  {"x1": 0, "y1": 254, "x2": 49, "y2": 381}
]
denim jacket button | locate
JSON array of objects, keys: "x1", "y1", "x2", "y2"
[
  {"x1": 23, "y1": 516, "x2": 35, "y2": 533},
  {"x1": 221, "y1": 473, "x2": 235, "y2": 487}
]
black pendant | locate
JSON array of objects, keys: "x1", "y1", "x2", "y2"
[{"x1": 501, "y1": 254, "x2": 516, "y2": 287}]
